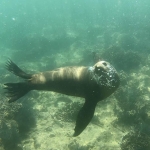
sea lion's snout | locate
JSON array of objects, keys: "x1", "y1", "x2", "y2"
[
  {"x1": 94, "y1": 61, "x2": 110, "y2": 71},
  {"x1": 93, "y1": 61, "x2": 110, "y2": 76},
  {"x1": 91, "y1": 61, "x2": 120, "y2": 89}
]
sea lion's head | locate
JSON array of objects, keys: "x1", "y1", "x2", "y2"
[{"x1": 89, "y1": 61, "x2": 120, "y2": 90}]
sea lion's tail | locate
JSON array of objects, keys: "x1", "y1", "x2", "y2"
[{"x1": 4, "y1": 60, "x2": 33, "y2": 102}]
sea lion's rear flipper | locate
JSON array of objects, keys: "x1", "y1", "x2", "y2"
[
  {"x1": 5, "y1": 59, "x2": 32, "y2": 79},
  {"x1": 4, "y1": 60, "x2": 32, "y2": 102},
  {"x1": 4, "y1": 82, "x2": 31, "y2": 103},
  {"x1": 73, "y1": 100, "x2": 97, "y2": 136}
]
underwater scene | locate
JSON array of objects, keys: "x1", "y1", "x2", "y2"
[{"x1": 0, "y1": 0, "x2": 150, "y2": 149}]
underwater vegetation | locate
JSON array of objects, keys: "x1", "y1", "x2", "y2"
[
  {"x1": 0, "y1": 98, "x2": 21, "y2": 150},
  {"x1": 0, "y1": 95, "x2": 36, "y2": 150},
  {"x1": 14, "y1": 99, "x2": 36, "y2": 134},
  {"x1": 114, "y1": 87, "x2": 149, "y2": 127},
  {"x1": 112, "y1": 68, "x2": 150, "y2": 149}
]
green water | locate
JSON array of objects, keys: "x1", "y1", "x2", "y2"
[{"x1": 0, "y1": 0, "x2": 150, "y2": 150}]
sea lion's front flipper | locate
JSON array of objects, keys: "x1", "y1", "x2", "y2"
[{"x1": 73, "y1": 99, "x2": 97, "y2": 136}]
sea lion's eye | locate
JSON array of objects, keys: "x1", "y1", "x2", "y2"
[{"x1": 102, "y1": 62, "x2": 107, "y2": 66}]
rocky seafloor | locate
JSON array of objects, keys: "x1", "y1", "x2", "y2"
[{"x1": 0, "y1": 30, "x2": 150, "y2": 150}]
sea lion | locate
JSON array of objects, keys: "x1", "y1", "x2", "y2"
[{"x1": 4, "y1": 59, "x2": 120, "y2": 136}]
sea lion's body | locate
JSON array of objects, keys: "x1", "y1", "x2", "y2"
[
  {"x1": 31, "y1": 66, "x2": 114, "y2": 100},
  {"x1": 4, "y1": 60, "x2": 120, "y2": 136},
  {"x1": 31, "y1": 67, "x2": 89, "y2": 97}
]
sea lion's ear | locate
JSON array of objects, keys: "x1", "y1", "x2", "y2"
[{"x1": 73, "y1": 100, "x2": 97, "y2": 136}]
